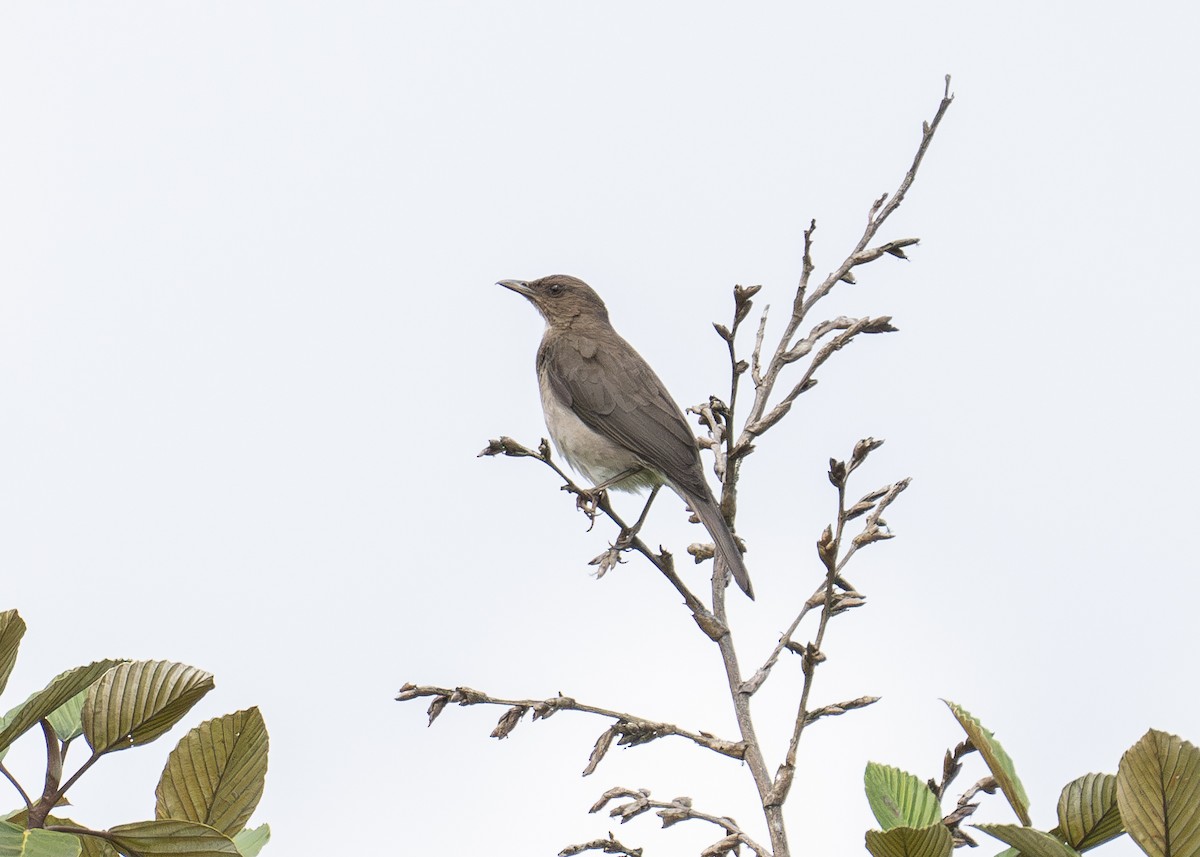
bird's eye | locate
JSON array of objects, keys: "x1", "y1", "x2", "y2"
[{"x1": 547, "y1": 283, "x2": 563, "y2": 296}]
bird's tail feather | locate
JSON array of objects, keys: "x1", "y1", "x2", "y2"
[{"x1": 692, "y1": 495, "x2": 754, "y2": 600}]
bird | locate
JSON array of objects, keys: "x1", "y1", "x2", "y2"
[{"x1": 498, "y1": 274, "x2": 754, "y2": 600}]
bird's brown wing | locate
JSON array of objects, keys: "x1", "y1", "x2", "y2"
[
  {"x1": 540, "y1": 328, "x2": 756, "y2": 600},
  {"x1": 539, "y1": 330, "x2": 707, "y2": 495}
]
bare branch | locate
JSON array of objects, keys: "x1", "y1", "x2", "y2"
[
  {"x1": 799, "y1": 80, "x2": 954, "y2": 319},
  {"x1": 943, "y1": 775, "x2": 996, "y2": 847},
  {"x1": 707, "y1": 552, "x2": 788, "y2": 849},
  {"x1": 588, "y1": 788, "x2": 772, "y2": 857},
  {"x1": 396, "y1": 684, "x2": 746, "y2": 770},
  {"x1": 0, "y1": 761, "x2": 31, "y2": 810},
  {"x1": 559, "y1": 833, "x2": 644, "y2": 857},
  {"x1": 740, "y1": 600, "x2": 820, "y2": 696},
  {"x1": 746, "y1": 316, "x2": 895, "y2": 440},
  {"x1": 780, "y1": 315, "x2": 888, "y2": 365},
  {"x1": 768, "y1": 440, "x2": 911, "y2": 809},
  {"x1": 805, "y1": 695, "x2": 881, "y2": 725},
  {"x1": 480, "y1": 435, "x2": 721, "y2": 632},
  {"x1": 927, "y1": 738, "x2": 977, "y2": 802},
  {"x1": 728, "y1": 81, "x2": 953, "y2": 476},
  {"x1": 749, "y1": 305, "x2": 771, "y2": 387}
]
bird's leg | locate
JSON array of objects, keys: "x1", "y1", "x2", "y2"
[
  {"x1": 591, "y1": 466, "x2": 644, "y2": 493},
  {"x1": 572, "y1": 466, "x2": 645, "y2": 521},
  {"x1": 614, "y1": 484, "x2": 661, "y2": 552}
]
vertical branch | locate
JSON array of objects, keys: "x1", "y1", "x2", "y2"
[
  {"x1": 26, "y1": 719, "x2": 62, "y2": 829},
  {"x1": 476, "y1": 79, "x2": 952, "y2": 857},
  {"x1": 710, "y1": 559, "x2": 791, "y2": 857},
  {"x1": 698, "y1": 81, "x2": 950, "y2": 854}
]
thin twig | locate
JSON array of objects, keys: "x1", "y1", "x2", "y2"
[
  {"x1": 49, "y1": 750, "x2": 102, "y2": 808},
  {"x1": 729, "y1": 80, "x2": 954, "y2": 469},
  {"x1": 768, "y1": 442, "x2": 905, "y2": 807},
  {"x1": 0, "y1": 761, "x2": 31, "y2": 809},
  {"x1": 558, "y1": 833, "x2": 644, "y2": 857},
  {"x1": 396, "y1": 683, "x2": 746, "y2": 763},
  {"x1": 590, "y1": 787, "x2": 772, "y2": 857},
  {"x1": 739, "y1": 601, "x2": 819, "y2": 696},
  {"x1": 479, "y1": 436, "x2": 721, "y2": 632},
  {"x1": 799, "y1": 77, "x2": 954, "y2": 319}
]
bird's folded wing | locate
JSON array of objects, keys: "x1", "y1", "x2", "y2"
[{"x1": 540, "y1": 333, "x2": 704, "y2": 489}]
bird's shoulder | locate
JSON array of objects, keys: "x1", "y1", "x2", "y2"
[{"x1": 538, "y1": 327, "x2": 660, "y2": 409}]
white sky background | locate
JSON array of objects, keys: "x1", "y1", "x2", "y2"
[{"x1": 2, "y1": 3, "x2": 1198, "y2": 855}]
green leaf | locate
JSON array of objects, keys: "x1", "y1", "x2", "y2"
[
  {"x1": 865, "y1": 824, "x2": 953, "y2": 857},
  {"x1": 0, "y1": 662, "x2": 124, "y2": 755},
  {"x1": 865, "y1": 762, "x2": 943, "y2": 830},
  {"x1": 99, "y1": 820, "x2": 239, "y2": 857},
  {"x1": 155, "y1": 708, "x2": 268, "y2": 837},
  {"x1": 976, "y1": 824, "x2": 1080, "y2": 857},
  {"x1": 232, "y1": 825, "x2": 269, "y2": 857},
  {"x1": 944, "y1": 701, "x2": 1031, "y2": 825},
  {"x1": 1115, "y1": 729, "x2": 1200, "y2": 857},
  {"x1": 1057, "y1": 773, "x2": 1124, "y2": 851},
  {"x1": 0, "y1": 611, "x2": 26, "y2": 700},
  {"x1": 46, "y1": 690, "x2": 89, "y2": 744},
  {"x1": 74, "y1": 838, "x2": 118, "y2": 857},
  {"x1": 83, "y1": 661, "x2": 214, "y2": 754},
  {"x1": 0, "y1": 703, "x2": 22, "y2": 763},
  {"x1": 0, "y1": 820, "x2": 81, "y2": 857},
  {"x1": 31, "y1": 817, "x2": 116, "y2": 857}
]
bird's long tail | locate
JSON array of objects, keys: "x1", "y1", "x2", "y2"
[{"x1": 691, "y1": 493, "x2": 755, "y2": 600}]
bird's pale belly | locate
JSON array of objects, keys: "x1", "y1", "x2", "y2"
[{"x1": 540, "y1": 382, "x2": 662, "y2": 492}]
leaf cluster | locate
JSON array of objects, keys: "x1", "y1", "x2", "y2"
[
  {"x1": 0, "y1": 610, "x2": 270, "y2": 857},
  {"x1": 864, "y1": 702, "x2": 1199, "y2": 857}
]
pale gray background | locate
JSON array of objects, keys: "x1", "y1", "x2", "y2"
[{"x1": 2, "y1": 3, "x2": 1197, "y2": 855}]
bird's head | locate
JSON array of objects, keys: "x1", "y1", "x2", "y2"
[{"x1": 498, "y1": 275, "x2": 610, "y2": 327}]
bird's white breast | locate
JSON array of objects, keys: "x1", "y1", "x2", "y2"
[{"x1": 539, "y1": 376, "x2": 645, "y2": 488}]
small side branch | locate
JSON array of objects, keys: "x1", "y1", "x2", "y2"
[
  {"x1": 942, "y1": 775, "x2": 996, "y2": 847},
  {"x1": 729, "y1": 79, "x2": 954, "y2": 470},
  {"x1": 927, "y1": 738, "x2": 977, "y2": 801},
  {"x1": 799, "y1": 76, "x2": 954, "y2": 319},
  {"x1": 0, "y1": 761, "x2": 31, "y2": 810},
  {"x1": 766, "y1": 440, "x2": 907, "y2": 807},
  {"x1": 396, "y1": 684, "x2": 746, "y2": 772},
  {"x1": 745, "y1": 316, "x2": 897, "y2": 441},
  {"x1": 559, "y1": 833, "x2": 644, "y2": 857},
  {"x1": 479, "y1": 436, "x2": 723, "y2": 636},
  {"x1": 589, "y1": 787, "x2": 772, "y2": 857}
]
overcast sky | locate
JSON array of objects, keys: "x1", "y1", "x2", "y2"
[{"x1": 2, "y1": 3, "x2": 1197, "y2": 856}]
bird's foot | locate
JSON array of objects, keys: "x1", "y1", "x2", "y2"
[
  {"x1": 569, "y1": 486, "x2": 608, "y2": 529},
  {"x1": 589, "y1": 525, "x2": 641, "y2": 579}
]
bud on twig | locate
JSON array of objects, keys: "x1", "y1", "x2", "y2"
[
  {"x1": 817, "y1": 525, "x2": 837, "y2": 572},
  {"x1": 427, "y1": 695, "x2": 448, "y2": 725},
  {"x1": 491, "y1": 705, "x2": 528, "y2": 739},
  {"x1": 583, "y1": 725, "x2": 618, "y2": 776},
  {"x1": 850, "y1": 437, "x2": 885, "y2": 469}
]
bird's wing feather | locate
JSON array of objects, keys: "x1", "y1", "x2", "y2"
[
  {"x1": 540, "y1": 331, "x2": 705, "y2": 492},
  {"x1": 539, "y1": 328, "x2": 755, "y2": 600}
]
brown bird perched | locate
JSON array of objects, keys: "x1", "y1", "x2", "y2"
[{"x1": 499, "y1": 274, "x2": 754, "y2": 599}]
